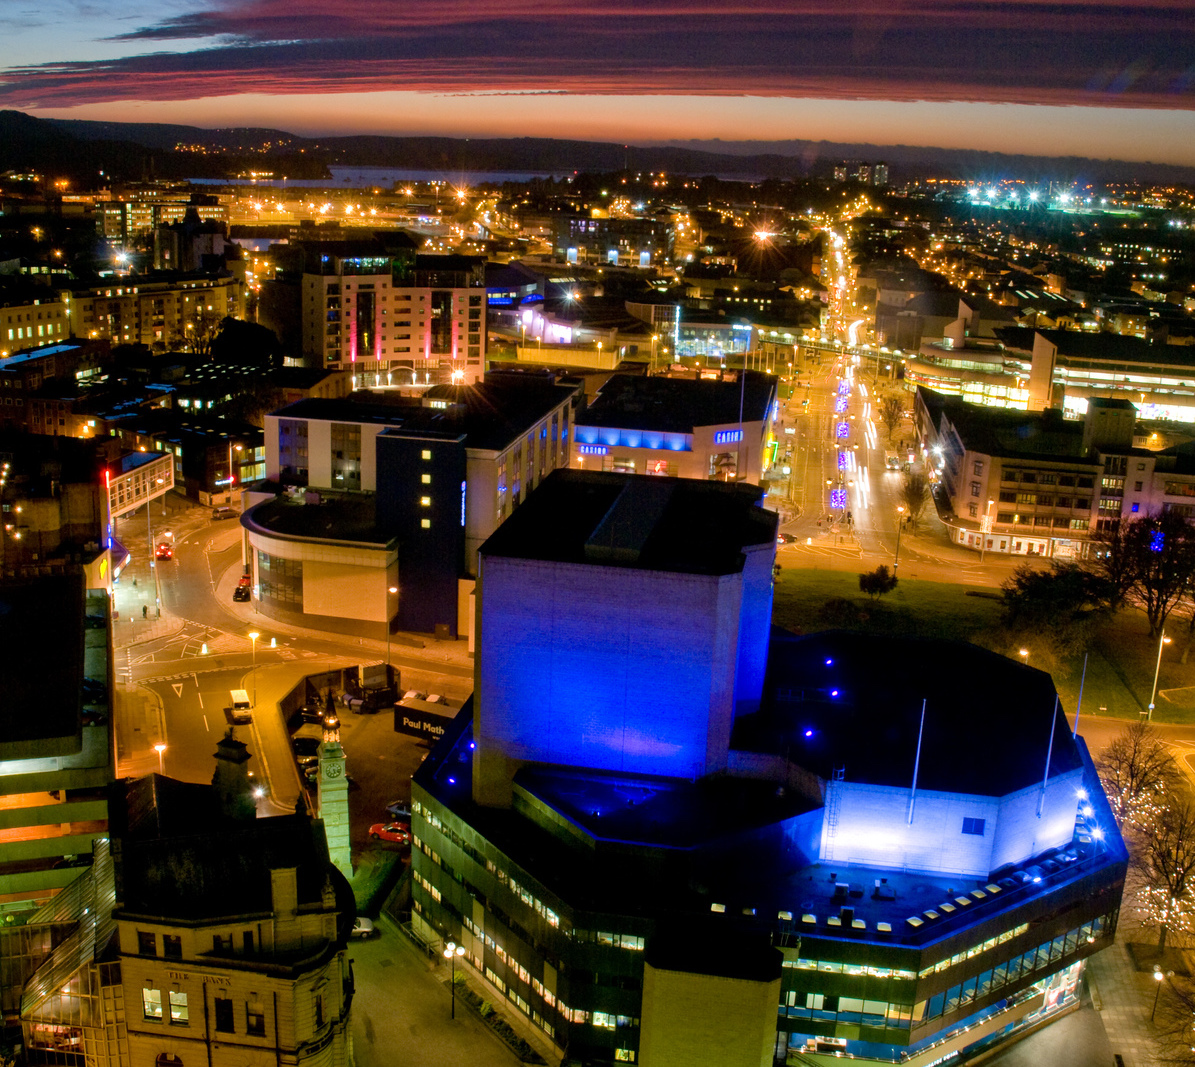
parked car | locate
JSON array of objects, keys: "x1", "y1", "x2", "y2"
[
  {"x1": 351, "y1": 916, "x2": 378, "y2": 939},
  {"x1": 293, "y1": 737, "x2": 321, "y2": 759},
  {"x1": 776, "y1": 532, "x2": 794, "y2": 545},
  {"x1": 385, "y1": 801, "x2": 411, "y2": 820},
  {"x1": 237, "y1": 573, "x2": 252, "y2": 588},
  {"x1": 232, "y1": 585, "x2": 251, "y2": 602},
  {"x1": 368, "y1": 822, "x2": 412, "y2": 845},
  {"x1": 155, "y1": 542, "x2": 173, "y2": 560},
  {"x1": 212, "y1": 506, "x2": 236, "y2": 520},
  {"x1": 402, "y1": 690, "x2": 428, "y2": 702}
]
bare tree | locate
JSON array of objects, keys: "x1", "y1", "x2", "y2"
[
  {"x1": 900, "y1": 471, "x2": 929, "y2": 528},
  {"x1": 1098, "y1": 722, "x2": 1179, "y2": 831},
  {"x1": 1093, "y1": 511, "x2": 1195, "y2": 636},
  {"x1": 878, "y1": 394, "x2": 903, "y2": 444}
]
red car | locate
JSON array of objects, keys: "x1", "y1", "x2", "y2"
[
  {"x1": 155, "y1": 542, "x2": 173, "y2": 560},
  {"x1": 368, "y1": 822, "x2": 411, "y2": 845}
]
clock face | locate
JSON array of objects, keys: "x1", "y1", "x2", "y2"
[{"x1": 324, "y1": 762, "x2": 343, "y2": 778}]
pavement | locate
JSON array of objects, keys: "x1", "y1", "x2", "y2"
[
  {"x1": 350, "y1": 915, "x2": 560, "y2": 1067},
  {"x1": 1084, "y1": 941, "x2": 1165, "y2": 1067}
]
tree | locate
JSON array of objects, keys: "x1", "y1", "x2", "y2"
[
  {"x1": 858, "y1": 565, "x2": 898, "y2": 599},
  {"x1": 900, "y1": 471, "x2": 929, "y2": 528},
  {"x1": 1136, "y1": 794, "x2": 1195, "y2": 950},
  {"x1": 1000, "y1": 562, "x2": 1114, "y2": 658},
  {"x1": 1093, "y1": 511, "x2": 1195, "y2": 636},
  {"x1": 878, "y1": 394, "x2": 903, "y2": 443},
  {"x1": 1097, "y1": 722, "x2": 1179, "y2": 831}
]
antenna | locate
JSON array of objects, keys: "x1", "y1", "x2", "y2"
[{"x1": 907, "y1": 699, "x2": 926, "y2": 825}]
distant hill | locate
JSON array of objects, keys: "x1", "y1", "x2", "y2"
[{"x1": 2, "y1": 111, "x2": 1192, "y2": 186}]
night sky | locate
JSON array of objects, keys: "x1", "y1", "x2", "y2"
[{"x1": 1, "y1": 0, "x2": 1193, "y2": 164}]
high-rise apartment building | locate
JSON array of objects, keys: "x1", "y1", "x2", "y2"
[{"x1": 302, "y1": 252, "x2": 486, "y2": 383}]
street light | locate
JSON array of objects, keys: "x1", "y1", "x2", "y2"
[
  {"x1": 1151, "y1": 967, "x2": 1174, "y2": 1021},
  {"x1": 227, "y1": 441, "x2": 243, "y2": 505},
  {"x1": 386, "y1": 586, "x2": 398, "y2": 669},
  {"x1": 248, "y1": 631, "x2": 260, "y2": 706},
  {"x1": 894, "y1": 505, "x2": 906, "y2": 570},
  {"x1": 443, "y1": 941, "x2": 465, "y2": 1018},
  {"x1": 153, "y1": 742, "x2": 166, "y2": 774},
  {"x1": 1019, "y1": 648, "x2": 1029, "y2": 666},
  {"x1": 1148, "y1": 630, "x2": 1173, "y2": 722}
]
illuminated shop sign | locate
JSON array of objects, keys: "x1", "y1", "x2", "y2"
[
  {"x1": 713, "y1": 430, "x2": 743, "y2": 445},
  {"x1": 578, "y1": 444, "x2": 609, "y2": 456}
]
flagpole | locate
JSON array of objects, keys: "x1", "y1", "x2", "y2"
[{"x1": 908, "y1": 699, "x2": 926, "y2": 825}]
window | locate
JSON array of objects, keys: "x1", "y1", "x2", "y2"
[
  {"x1": 973, "y1": 461, "x2": 983, "y2": 476},
  {"x1": 968, "y1": 503, "x2": 978, "y2": 518},
  {"x1": 143, "y1": 987, "x2": 163, "y2": 1019},
  {"x1": 169, "y1": 990, "x2": 188, "y2": 1024},
  {"x1": 214, "y1": 997, "x2": 234, "y2": 1032},
  {"x1": 1135, "y1": 481, "x2": 1143, "y2": 491},
  {"x1": 163, "y1": 935, "x2": 182, "y2": 958},
  {"x1": 421, "y1": 473, "x2": 431, "y2": 484},
  {"x1": 421, "y1": 449, "x2": 432, "y2": 460},
  {"x1": 212, "y1": 934, "x2": 233, "y2": 953},
  {"x1": 330, "y1": 423, "x2": 362, "y2": 490},
  {"x1": 315, "y1": 994, "x2": 325, "y2": 1029},
  {"x1": 962, "y1": 817, "x2": 986, "y2": 836},
  {"x1": 970, "y1": 482, "x2": 980, "y2": 497},
  {"x1": 420, "y1": 496, "x2": 431, "y2": 507},
  {"x1": 246, "y1": 999, "x2": 266, "y2": 1036},
  {"x1": 421, "y1": 518, "x2": 431, "y2": 529},
  {"x1": 138, "y1": 931, "x2": 157, "y2": 955}
]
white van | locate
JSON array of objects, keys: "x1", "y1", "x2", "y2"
[{"x1": 227, "y1": 689, "x2": 252, "y2": 725}]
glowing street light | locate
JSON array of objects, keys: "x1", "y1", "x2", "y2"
[
  {"x1": 1148, "y1": 630, "x2": 1173, "y2": 722},
  {"x1": 1019, "y1": 648, "x2": 1030, "y2": 666},
  {"x1": 386, "y1": 586, "x2": 398, "y2": 668},
  {"x1": 894, "y1": 505, "x2": 906, "y2": 570},
  {"x1": 153, "y1": 742, "x2": 166, "y2": 774},
  {"x1": 443, "y1": 941, "x2": 466, "y2": 1018},
  {"x1": 248, "y1": 631, "x2": 260, "y2": 706}
]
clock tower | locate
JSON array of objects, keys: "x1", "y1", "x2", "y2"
[{"x1": 317, "y1": 708, "x2": 352, "y2": 879}]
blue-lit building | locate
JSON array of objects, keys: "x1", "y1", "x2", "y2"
[{"x1": 409, "y1": 469, "x2": 1125, "y2": 1067}]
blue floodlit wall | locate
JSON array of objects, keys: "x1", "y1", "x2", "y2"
[
  {"x1": 474, "y1": 555, "x2": 746, "y2": 804},
  {"x1": 732, "y1": 542, "x2": 774, "y2": 719}
]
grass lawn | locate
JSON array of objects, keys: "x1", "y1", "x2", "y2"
[
  {"x1": 772, "y1": 568, "x2": 1003, "y2": 642},
  {"x1": 772, "y1": 568, "x2": 1195, "y2": 725}
]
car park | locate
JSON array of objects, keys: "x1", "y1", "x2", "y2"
[{"x1": 368, "y1": 822, "x2": 411, "y2": 845}]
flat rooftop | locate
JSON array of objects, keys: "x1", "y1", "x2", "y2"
[
  {"x1": 577, "y1": 371, "x2": 776, "y2": 434},
  {"x1": 242, "y1": 492, "x2": 396, "y2": 547},
  {"x1": 737, "y1": 630, "x2": 1082, "y2": 796},
  {"x1": 273, "y1": 377, "x2": 576, "y2": 453},
  {"x1": 479, "y1": 468, "x2": 776, "y2": 576}
]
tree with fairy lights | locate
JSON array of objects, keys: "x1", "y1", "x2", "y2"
[
  {"x1": 1098, "y1": 722, "x2": 1180, "y2": 831},
  {"x1": 1136, "y1": 794, "x2": 1195, "y2": 951}
]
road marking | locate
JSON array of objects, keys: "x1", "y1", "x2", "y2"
[
  {"x1": 197, "y1": 692, "x2": 204, "y2": 708},
  {"x1": 203, "y1": 714, "x2": 209, "y2": 732},
  {"x1": 171, "y1": 683, "x2": 183, "y2": 697}
]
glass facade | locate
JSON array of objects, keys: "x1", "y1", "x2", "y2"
[
  {"x1": 330, "y1": 422, "x2": 361, "y2": 491},
  {"x1": 257, "y1": 550, "x2": 303, "y2": 608}
]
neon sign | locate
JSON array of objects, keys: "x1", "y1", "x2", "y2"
[
  {"x1": 578, "y1": 444, "x2": 608, "y2": 456},
  {"x1": 713, "y1": 430, "x2": 743, "y2": 445}
]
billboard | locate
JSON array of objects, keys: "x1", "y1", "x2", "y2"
[{"x1": 394, "y1": 699, "x2": 454, "y2": 741}]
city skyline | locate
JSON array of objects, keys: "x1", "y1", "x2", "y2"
[{"x1": 0, "y1": 0, "x2": 1193, "y2": 167}]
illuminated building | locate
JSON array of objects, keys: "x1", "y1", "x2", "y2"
[
  {"x1": 0, "y1": 294, "x2": 72, "y2": 358},
  {"x1": 13, "y1": 754, "x2": 354, "y2": 1067},
  {"x1": 917, "y1": 388, "x2": 1195, "y2": 559},
  {"x1": 573, "y1": 372, "x2": 777, "y2": 482},
  {"x1": 301, "y1": 251, "x2": 486, "y2": 383},
  {"x1": 243, "y1": 372, "x2": 576, "y2": 638},
  {"x1": 68, "y1": 273, "x2": 245, "y2": 350},
  {"x1": 410, "y1": 469, "x2": 1125, "y2": 1066}
]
